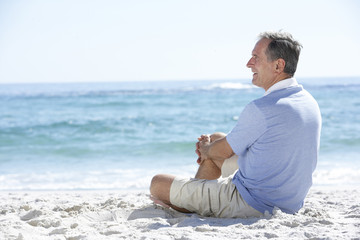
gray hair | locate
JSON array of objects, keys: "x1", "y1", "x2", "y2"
[{"x1": 259, "y1": 31, "x2": 303, "y2": 77}]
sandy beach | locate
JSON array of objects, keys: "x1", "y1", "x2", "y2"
[{"x1": 0, "y1": 187, "x2": 359, "y2": 240}]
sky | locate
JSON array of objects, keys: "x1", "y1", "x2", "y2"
[{"x1": 0, "y1": 0, "x2": 359, "y2": 84}]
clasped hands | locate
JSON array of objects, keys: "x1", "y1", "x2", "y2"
[{"x1": 195, "y1": 134, "x2": 211, "y2": 165}]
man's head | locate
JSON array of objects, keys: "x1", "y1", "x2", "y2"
[{"x1": 246, "y1": 31, "x2": 302, "y2": 90}]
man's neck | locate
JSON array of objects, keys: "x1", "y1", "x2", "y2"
[
  {"x1": 263, "y1": 73, "x2": 291, "y2": 91},
  {"x1": 264, "y1": 77, "x2": 298, "y2": 96}
]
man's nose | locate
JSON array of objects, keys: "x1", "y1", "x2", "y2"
[
  {"x1": 246, "y1": 58, "x2": 252, "y2": 68},
  {"x1": 246, "y1": 58, "x2": 253, "y2": 68}
]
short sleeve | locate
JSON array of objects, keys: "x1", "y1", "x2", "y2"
[{"x1": 226, "y1": 102, "x2": 267, "y2": 156}]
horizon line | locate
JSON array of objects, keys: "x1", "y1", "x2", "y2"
[{"x1": 1, "y1": 76, "x2": 359, "y2": 85}]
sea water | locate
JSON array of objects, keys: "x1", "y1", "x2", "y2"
[{"x1": 0, "y1": 78, "x2": 359, "y2": 190}]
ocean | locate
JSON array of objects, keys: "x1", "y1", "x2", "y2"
[{"x1": 1, "y1": 77, "x2": 359, "y2": 191}]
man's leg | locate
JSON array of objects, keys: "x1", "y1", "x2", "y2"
[
  {"x1": 195, "y1": 158, "x2": 221, "y2": 179},
  {"x1": 150, "y1": 157, "x2": 223, "y2": 212},
  {"x1": 150, "y1": 174, "x2": 191, "y2": 212},
  {"x1": 194, "y1": 132, "x2": 227, "y2": 179},
  {"x1": 150, "y1": 132, "x2": 229, "y2": 212}
]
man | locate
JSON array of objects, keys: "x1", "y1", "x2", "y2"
[{"x1": 150, "y1": 31, "x2": 322, "y2": 218}]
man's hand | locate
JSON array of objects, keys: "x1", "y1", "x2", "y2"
[
  {"x1": 195, "y1": 132, "x2": 234, "y2": 166},
  {"x1": 195, "y1": 135, "x2": 211, "y2": 165}
]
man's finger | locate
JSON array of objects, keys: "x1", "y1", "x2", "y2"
[{"x1": 195, "y1": 149, "x2": 200, "y2": 157}]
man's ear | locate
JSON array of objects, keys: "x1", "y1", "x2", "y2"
[{"x1": 275, "y1": 58, "x2": 286, "y2": 73}]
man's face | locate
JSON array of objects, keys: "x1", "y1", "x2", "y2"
[{"x1": 246, "y1": 38, "x2": 276, "y2": 90}]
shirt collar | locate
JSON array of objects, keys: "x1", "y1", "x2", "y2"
[{"x1": 264, "y1": 78, "x2": 299, "y2": 96}]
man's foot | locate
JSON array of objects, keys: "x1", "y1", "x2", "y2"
[{"x1": 150, "y1": 195, "x2": 171, "y2": 208}]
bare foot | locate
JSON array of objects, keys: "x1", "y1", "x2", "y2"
[{"x1": 150, "y1": 195, "x2": 170, "y2": 208}]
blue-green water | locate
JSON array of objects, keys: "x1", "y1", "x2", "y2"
[{"x1": 1, "y1": 78, "x2": 359, "y2": 190}]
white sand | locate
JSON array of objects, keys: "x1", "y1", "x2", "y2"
[{"x1": 1, "y1": 187, "x2": 359, "y2": 240}]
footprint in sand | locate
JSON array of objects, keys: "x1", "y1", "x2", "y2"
[{"x1": 20, "y1": 210, "x2": 42, "y2": 221}]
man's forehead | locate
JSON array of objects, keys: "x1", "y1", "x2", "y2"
[{"x1": 252, "y1": 38, "x2": 270, "y2": 54}]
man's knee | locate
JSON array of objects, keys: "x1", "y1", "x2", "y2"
[
  {"x1": 150, "y1": 174, "x2": 174, "y2": 202},
  {"x1": 210, "y1": 132, "x2": 226, "y2": 142},
  {"x1": 150, "y1": 174, "x2": 164, "y2": 195}
]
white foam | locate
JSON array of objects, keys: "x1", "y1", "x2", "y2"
[
  {"x1": 205, "y1": 82, "x2": 255, "y2": 90},
  {"x1": 1, "y1": 160, "x2": 359, "y2": 191},
  {"x1": 313, "y1": 167, "x2": 360, "y2": 187},
  {"x1": 0, "y1": 165, "x2": 199, "y2": 191}
]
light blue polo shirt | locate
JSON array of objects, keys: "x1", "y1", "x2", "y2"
[{"x1": 226, "y1": 79, "x2": 321, "y2": 214}]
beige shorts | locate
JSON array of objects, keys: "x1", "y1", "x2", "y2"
[
  {"x1": 169, "y1": 156, "x2": 262, "y2": 218},
  {"x1": 221, "y1": 154, "x2": 239, "y2": 178}
]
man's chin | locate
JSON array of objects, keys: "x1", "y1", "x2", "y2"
[
  {"x1": 251, "y1": 78, "x2": 257, "y2": 86},
  {"x1": 251, "y1": 79, "x2": 262, "y2": 88}
]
